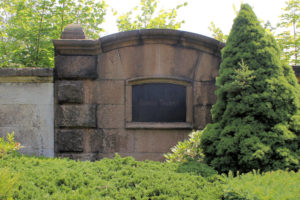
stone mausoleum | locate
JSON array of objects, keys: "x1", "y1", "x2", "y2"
[
  {"x1": 1, "y1": 24, "x2": 298, "y2": 161},
  {"x1": 53, "y1": 24, "x2": 224, "y2": 161}
]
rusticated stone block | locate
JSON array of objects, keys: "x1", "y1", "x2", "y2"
[
  {"x1": 55, "y1": 55, "x2": 97, "y2": 79},
  {"x1": 56, "y1": 105, "x2": 96, "y2": 128},
  {"x1": 194, "y1": 81, "x2": 217, "y2": 106},
  {"x1": 193, "y1": 105, "x2": 213, "y2": 129},
  {"x1": 57, "y1": 129, "x2": 83, "y2": 152},
  {"x1": 83, "y1": 129, "x2": 103, "y2": 153},
  {"x1": 57, "y1": 81, "x2": 84, "y2": 103}
]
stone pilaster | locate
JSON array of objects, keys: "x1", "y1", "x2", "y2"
[{"x1": 53, "y1": 24, "x2": 101, "y2": 159}]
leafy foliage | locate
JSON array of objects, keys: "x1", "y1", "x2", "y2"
[
  {"x1": 201, "y1": 4, "x2": 300, "y2": 173},
  {"x1": 0, "y1": 132, "x2": 23, "y2": 158},
  {"x1": 165, "y1": 130, "x2": 204, "y2": 163},
  {"x1": 0, "y1": 0, "x2": 107, "y2": 68},
  {"x1": 276, "y1": 0, "x2": 299, "y2": 65},
  {"x1": 208, "y1": 22, "x2": 228, "y2": 43},
  {"x1": 116, "y1": 0, "x2": 187, "y2": 31}
]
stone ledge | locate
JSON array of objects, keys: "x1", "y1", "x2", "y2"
[
  {"x1": 0, "y1": 68, "x2": 53, "y2": 77},
  {"x1": 53, "y1": 39, "x2": 101, "y2": 55},
  {"x1": 125, "y1": 122, "x2": 192, "y2": 129}
]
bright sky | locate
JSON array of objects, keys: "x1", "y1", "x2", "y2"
[{"x1": 102, "y1": 0, "x2": 287, "y2": 37}]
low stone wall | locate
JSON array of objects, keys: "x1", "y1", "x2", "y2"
[{"x1": 0, "y1": 68, "x2": 54, "y2": 157}]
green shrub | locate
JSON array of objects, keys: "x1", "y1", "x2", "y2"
[
  {"x1": 0, "y1": 168, "x2": 19, "y2": 200},
  {"x1": 164, "y1": 130, "x2": 204, "y2": 162},
  {"x1": 201, "y1": 4, "x2": 300, "y2": 173},
  {"x1": 222, "y1": 170, "x2": 300, "y2": 200},
  {"x1": 0, "y1": 154, "x2": 223, "y2": 200},
  {"x1": 0, "y1": 132, "x2": 22, "y2": 158},
  {"x1": 1, "y1": 154, "x2": 299, "y2": 199},
  {"x1": 176, "y1": 160, "x2": 218, "y2": 178}
]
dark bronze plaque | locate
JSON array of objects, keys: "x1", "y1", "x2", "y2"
[{"x1": 132, "y1": 83, "x2": 186, "y2": 122}]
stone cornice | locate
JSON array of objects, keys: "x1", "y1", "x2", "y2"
[
  {"x1": 53, "y1": 39, "x2": 101, "y2": 55},
  {"x1": 100, "y1": 29, "x2": 225, "y2": 56}
]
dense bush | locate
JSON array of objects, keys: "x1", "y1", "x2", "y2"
[
  {"x1": 222, "y1": 170, "x2": 300, "y2": 200},
  {"x1": 201, "y1": 3, "x2": 300, "y2": 173},
  {"x1": 164, "y1": 130, "x2": 204, "y2": 162},
  {"x1": 1, "y1": 153, "x2": 299, "y2": 199},
  {"x1": 0, "y1": 167, "x2": 19, "y2": 200},
  {"x1": 0, "y1": 154, "x2": 222, "y2": 200}
]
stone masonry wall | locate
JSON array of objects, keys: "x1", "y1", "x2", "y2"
[
  {"x1": 0, "y1": 68, "x2": 54, "y2": 157},
  {"x1": 53, "y1": 25, "x2": 225, "y2": 161}
]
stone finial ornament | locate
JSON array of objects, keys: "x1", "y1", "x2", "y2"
[{"x1": 60, "y1": 24, "x2": 85, "y2": 39}]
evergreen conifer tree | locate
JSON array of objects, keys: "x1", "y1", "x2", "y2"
[{"x1": 201, "y1": 4, "x2": 300, "y2": 173}]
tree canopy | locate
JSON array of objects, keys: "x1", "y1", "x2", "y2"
[
  {"x1": 0, "y1": 0, "x2": 107, "y2": 68},
  {"x1": 116, "y1": 0, "x2": 187, "y2": 31}
]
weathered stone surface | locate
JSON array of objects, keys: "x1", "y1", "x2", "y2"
[
  {"x1": 0, "y1": 68, "x2": 53, "y2": 77},
  {"x1": 95, "y1": 80, "x2": 124, "y2": 104},
  {"x1": 56, "y1": 129, "x2": 83, "y2": 152},
  {"x1": 0, "y1": 83, "x2": 53, "y2": 105},
  {"x1": 116, "y1": 44, "x2": 198, "y2": 79},
  {"x1": 98, "y1": 50, "x2": 124, "y2": 80},
  {"x1": 97, "y1": 105, "x2": 124, "y2": 128},
  {"x1": 82, "y1": 129, "x2": 103, "y2": 153},
  {"x1": 193, "y1": 81, "x2": 217, "y2": 106},
  {"x1": 99, "y1": 44, "x2": 199, "y2": 80},
  {"x1": 193, "y1": 105, "x2": 213, "y2": 129},
  {"x1": 56, "y1": 105, "x2": 96, "y2": 128},
  {"x1": 194, "y1": 53, "x2": 221, "y2": 81},
  {"x1": 158, "y1": 45, "x2": 198, "y2": 79},
  {"x1": 83, "y1": 80, "x2": 125, "y2": 105},
  {"x1": 55, "y1": 55, "x2": 97, "y2": 79},
  {"x1": 61, "y1": 24, "x2": 85, "y2": 39},
  {"x1": 0, "y1": 127, "x2": 54, "y2": 157},
  {"x1": 133, "y1": 130, "x2": 187, "y2": 153},
  {"x1": 101, "y1": 129, "x2": 134, "y2": 153},
  {"x1": 0, "y1": 104, "x2": 53, "y2": 127},
  {"x1": 57, "y1": 81, "x2": 84, "y2": 103}
]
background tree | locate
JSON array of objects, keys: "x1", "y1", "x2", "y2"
[
  {"x1": 276, "y1": 0, "x2": 299, "y2": 65},
  {"x1": 0, "y1": 0, "x2": 107, "y2": 68},
  {"x1": 208, "y1": 22, "x2": 227, "y2": 43},
  {"x1": 201, "y1": 4, "x2": 300, "y2": 173},
  {"x1": 116, "y1": 0, "x2": 187, "y2": 31},
  {"x1": 209, "y1": 0, "x2": 299, "y2": 66}
]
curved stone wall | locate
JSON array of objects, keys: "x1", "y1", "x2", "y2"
[{"x1": 53, "y1": 25, "x2": 225, "y2": 161}]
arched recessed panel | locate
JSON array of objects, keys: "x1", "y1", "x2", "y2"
[{"x1": 132, "y1": 83, "x2": 186, "y2": 122}]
